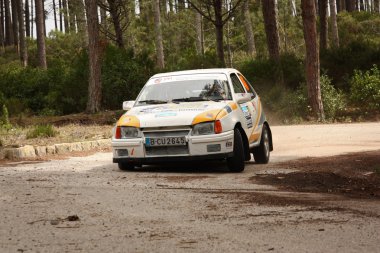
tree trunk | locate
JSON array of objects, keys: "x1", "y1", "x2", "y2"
[
  {"x1": 107, "y1": 0, "x2": 124, "y2": 48},
  {"x1": 43, "y1": 0, "x2": 46, "y2": 36},
  {"x1": 59, "y1": 0, "x2": 63, "y2": 31},
  {"x1": 11, "y1": 0, "x2": 19, "y2": 48},
  {"x1": 100, "y1": 0, "x2": 107, "y2": 28},
  {"x1": 243, "y1": 0, "x2": 256, "y2": 57},
  {"x1": 168, "y1": 0, "x2": 173, "y2": 12},
  {"x1": 330, "y1": 0, "x2": 339, "y2": 47},
  {"x1": 16, "y1": 0, "x2": 27, "y2": 66},
  {"x1": 30, "y1": 0, "x2": 33, "y2": 38},
  {"x1": 62, "y1": 0, "x2": 69, "y2": 33},
  {"x1": 375, "y1": 0, "x2": 380, "y2": 12},
  {"x1": 35, "y1": 0, "x2": 47, "y2": 68},
  {"x1": 25, "y1": 0, "x2": 30, "y2": 37},
  {"x1": 154, "y1": 0, "x2": 164, "y2": 69},
  {"x1": 85, "y1": 0, "x2": 102, "y2": 113},
  {"x1": 68, "y1": 0, "x2": 75, "y2": 33},
  {"x1": 0, "y1": 0, "x2": 4, "y2": 48},
  {"x1": 337, "y1": 0, "x2": 345, "y2": 11},
  {"x1": 319, "y1": 0, "x2": 328, "y2": 51},
  {"x1": 261, "y1": 0, "x2": 280, "y2": 62},
  {"x1": 226, "y1": 2, "x2": 232, "y2": 68},
  {"x1": 53, "y1": 0, "x2": 58, "y2": 30},
  {"x1": 360, "y1": 0, "x2": 364, "y2": 10},
  {"x1": 195, "y1": 11, "x2": 203, "y2": 55},
  {"x1": 76, "y1": 0, "x2": 86, "y2": 33},
  {"x1": 4, "y1": 0, "x2": 13, "y2": 45},
  {"x1": 346, "y1": 0, "x2": 355, "y2": 11},
  {"x1": 301, "y1": 0, "x2": 324, "y2": 120},
  {"x1": 290, "y1": 0, "x2": 297, "y2": 16},
  {"x1": 214, "y1": 0, "x2": 225, "y2": 67}
]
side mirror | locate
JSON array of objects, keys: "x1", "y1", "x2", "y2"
[
  {"x1": 235, "y1": 93, "x2": 252, "y2": 104},
  {"x1": 122, "y1": 101, "x2": 135, "y2": 111}
]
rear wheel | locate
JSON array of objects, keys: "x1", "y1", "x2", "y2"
[
  {"x1": 227, "y1": 129, "x2": 245, "y2": 172},
  {"x1": 118, "y1": 162, "x2": 135, "y2": 171},
  {"x1": 252, "y1": 124, "x2": 270, "y2": 164}
]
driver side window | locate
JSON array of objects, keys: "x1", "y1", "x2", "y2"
[
  {"x1": 238, "y1": 73, "x2": 257, "y2": 98},
  {"x1": 230, "y1": 73, "x2": 246, "y2": 93}
]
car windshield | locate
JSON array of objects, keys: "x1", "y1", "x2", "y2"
[{"x1": 136, "y1": 77, "x2": 232, "y2": 106}]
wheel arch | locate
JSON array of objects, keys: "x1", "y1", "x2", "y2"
[{"x1": 235, "y1": 122, "x2": 251, "y2": 161}]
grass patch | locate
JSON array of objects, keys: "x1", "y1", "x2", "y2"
[{"x1": 26, "y1": 125, "x2": 59, "y2": 139}]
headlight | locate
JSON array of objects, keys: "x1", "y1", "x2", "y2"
[
  {"x1": 192, "y1": 122, "x2": 215, "y2": 135},
  {"x1": 115, "y1": 126, "x2": 140, "y2": 139}
]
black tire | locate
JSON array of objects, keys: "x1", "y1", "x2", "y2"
[
  {"x1": 252, "y1": 124, "x2": 270, "y2": 164},
  {"x1": 227, "y1": 128, "x2": 245, "y2": 172},
  {"x1": 118, "y1": 162, "x2": 135, "y2": 171}
]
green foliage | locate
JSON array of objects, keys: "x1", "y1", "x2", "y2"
[
  {"x1": 26, "y1": 125, "x2": 58, "y2": 139},
  {"x1": 0, "y1": 104, "x2": 12, "y2": 130},
  {"x1": 320, "y1": 75, "x2": 346, "y2": 119},
  {"x1": 321, "y1": 41, "x2": 380, "y2": 91},
  {"x1": 350, "y1": 65, "x2": 380, "y2": 110},
  {"x1": 338, "y1": 12, "x2": 380, "y2": 47},
  {"x1": 261, "y1": 74, "x2": 346, "y2": 122},
  {"x1": 263, "y1": 85, "x2": 308, "y2": 123},
  {"x1": 102, "y1": 45, "x2": 155, "y2": 110},
  {"x1": 239, "y1": 53, "x2": 304, "y2": 92}
]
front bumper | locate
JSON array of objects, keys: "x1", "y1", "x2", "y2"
[
  {"x1": 112, "y1": 130, "x2": 234, "y2": 164},
  {"x1": 113, "y1": 152, "x2": 234, "y2": 164}
]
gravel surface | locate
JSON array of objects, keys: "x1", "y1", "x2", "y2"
[{"x1": 0, "y1": 122, "x2": 379, "y2": 253}]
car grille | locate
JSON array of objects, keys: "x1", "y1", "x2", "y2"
[{"x1": 143, "y1": 127, "x2": 191, "y2": 157}]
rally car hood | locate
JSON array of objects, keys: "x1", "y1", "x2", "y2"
[{"x1": 117, "y1": 101, "x2": 236, "y2": 128}]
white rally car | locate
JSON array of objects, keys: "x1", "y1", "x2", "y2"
[{"x1": 112, "y1": 68, "x2": 273, "y2": 172}]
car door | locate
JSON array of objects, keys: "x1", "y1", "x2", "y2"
[
  {"x1": 237, "y1": 73, "x2": 262, "y2": 144},
  {"x1": 229, "y1": 73, "x2": 256, "y2": 138}
]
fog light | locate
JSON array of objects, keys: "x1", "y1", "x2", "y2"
[{"x1": 207, "y1": 144, "x2": 221, "y2": 152}]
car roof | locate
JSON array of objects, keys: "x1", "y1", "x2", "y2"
[{"x1": 151, "y1": 68, "x2": 239, "y2": 79}]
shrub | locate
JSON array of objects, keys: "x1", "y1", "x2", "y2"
[
  {"x1": 0, "y1": 104, "x2": 12, "y2": 130},
  {"x1": 321, "y1": 41, "x2": 380, "y2": 91},
  {"x1": 262, "y1": 85, "x2": 308, "y2": 123},
  {"x1": 102, "y1": 45, "x2": 155, "y2": 110},
  {"x1": 350, "y1": 65, "x2": 380, "y2": 110},
  {"x1": 238, "y1": 53, "x2": 305, "y2": 92},
  {"x1": 26, "y1": 125, "x2": 58, "y2": 139},
  {"x1": 320, "y1": 75, "x2": 346, "y2": 119}
]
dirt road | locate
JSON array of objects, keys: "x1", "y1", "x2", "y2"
[{"x1": 1, "y1": 123, "x2": 379, "y2": 252}]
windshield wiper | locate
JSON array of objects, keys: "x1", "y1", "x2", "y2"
[
  {"x1": 172, "y1": 97, "x2": 221, "y2": 103},
  {"x1": 138, "y1": 100, "x2": 169, "y2": 105}
]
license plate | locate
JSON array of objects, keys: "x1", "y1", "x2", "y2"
[{"x1": 145, "y1": 137, "x2": 186, "y2": 146}]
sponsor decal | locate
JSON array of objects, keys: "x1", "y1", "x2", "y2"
[
  {"x1": 155, "y1": 112, "x2": 177, "y2": 117},
  {"x1": 130, "y1": 148, "x2": 135, "y2": 156},
  {"x1": 241, "y1": 105, "x2": 253, "y2": 129},
  {"x1": 226, "y1": 141, "x2": 233, "y2": 148}
]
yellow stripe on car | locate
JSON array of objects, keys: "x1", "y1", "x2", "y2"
[
  {"x1": 117, "y1": 115, "x2": 140, "y2": 128},
  {"x1": 249, "y1": 132, "x2": 261, "y2": 143},
  {"x1": 249, "y1": 98, "x2": 262, "y2": 142},
  {"x1": 191, "y1": 109, "x2": 221, "y2": 125},
  {"x1": 192, "y1": 103, "x2": 238, "y2": 125},
  {"x1": 228, "y1": 102, "x2": 238, "y2": 110}
]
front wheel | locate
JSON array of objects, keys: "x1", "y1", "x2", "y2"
[
  {"x1": 118, "y1": 162, "x2": 135, "y2": 171},
  {"x1": 252, "y1": 124, "x2": 270, "y2": 164},
  {"x1": 227, "y1": 129, "x2": 245, "y2": 173}
]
